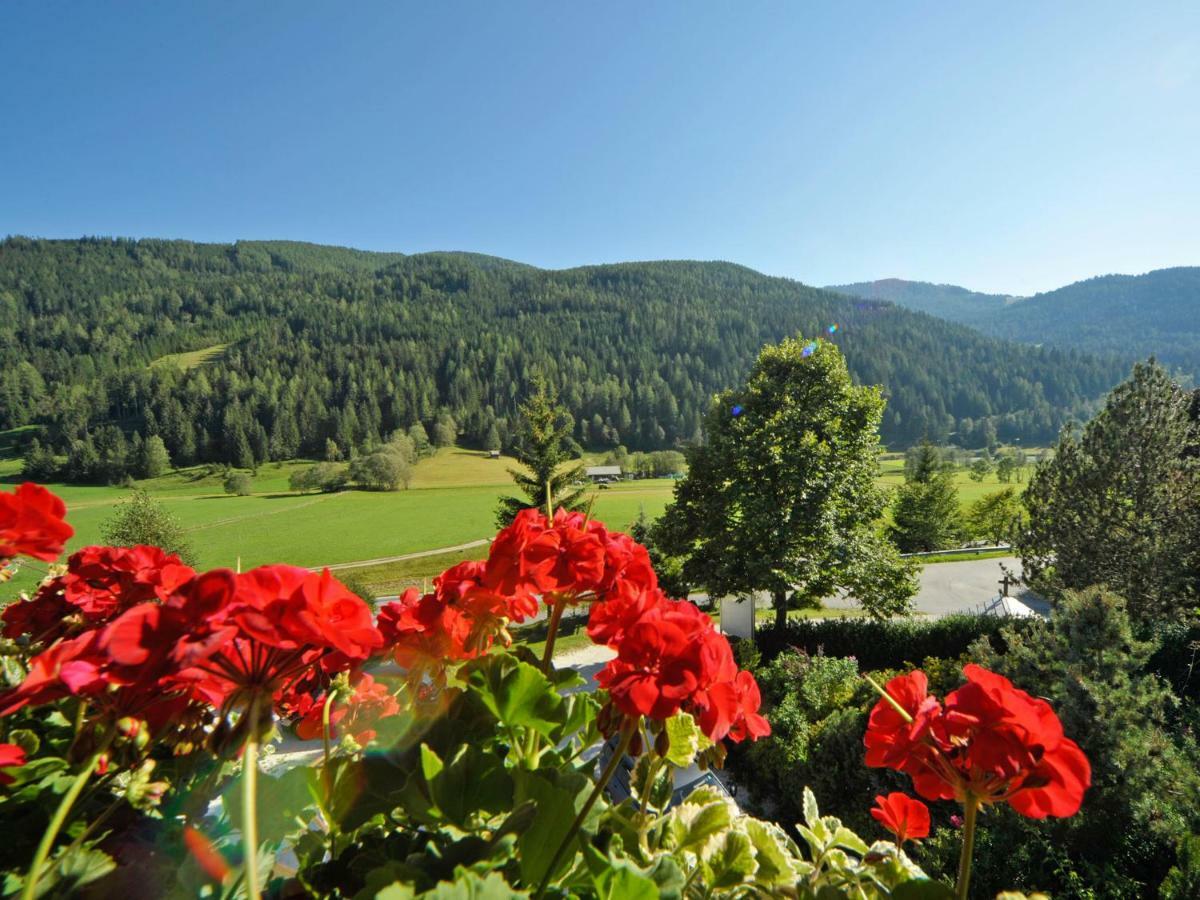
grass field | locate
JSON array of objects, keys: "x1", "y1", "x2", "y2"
[
  {"x1": 1, "y1": 446, "x2": 1035, "y2": 598},
  {"x1": 0, "y1": 450, "x2": 676, "y2": 596}
]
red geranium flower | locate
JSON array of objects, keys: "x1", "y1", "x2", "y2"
[
  {"x1": 863, "y1": 670, "x2": 945, "y2": 774},
  {"x1": 484, "y1": 509, "x2": 561, "y2": 596},
  {"x1": 871, "y1": 792, "x2": 930, "y2": 844},
  {"x1": 63, "y1": 545, "x2": 195, "y2": 619},
  {"x1": 295, "y1": 671, "x2": 400, "y2": 745},
  {"x1": 0, "y1": 482, "x2": 73, "y2": 563},
  {"x1": 0, "y1": 630, "x2": 108, "y2": 716},
  {"x1": 178, "y1": 566, "x2": 381, "y2": 713},
  {"x1": 0, "y1": 742, "x2": 28, "y2": 784},
  {"x1": 865, "y1": 664, "x2": 1091, "y2": 819}
]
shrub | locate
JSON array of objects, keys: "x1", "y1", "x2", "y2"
[
  {"x1": 100, "y1": 488, "x2": 194, "y2": 565},
  {"x1": 222, "y1": 472, "x2": 253, "y2": 496},
  {"x1": 755, "y1": 614, "x2": 1034, "y2": 670},
  {"x1": 947, "y1": 588, "x2": 1200, "y2": 898}
]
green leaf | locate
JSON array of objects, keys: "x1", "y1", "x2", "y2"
[
  {"x1": 467, "y1": 657, "x2": 564, "y2": 737},
  {"x1": 802, "y1": 786, "x2": 821, "y2": 828},
  {"x1": 744, "y1": 818, "x2": 800, "y2": 885},
  {"x1": 662, "y1": 712, "x2": 711, "y2": 768},
  {"x1": 829, "y1": 824, "x2": 870, "y2": 856},
  {"x1": 629, "y1": 754, "x2": 673, "y2": 813},
  {"x1": 590, "y1": 864, "x2": 659, "y2": 900},
  {"x1": 511, "y1": 768, "x2": 591, "y2": 886},
  {"x1": 38, "y1": 847, "x2": 117, "y2": 897},
  {"x1": 421, "y1": 744, "x2": 445, "y2": 783},
  {"x1": 669, "y1": 799, "x2": 731, "y2": 852},
  {"x1": 222, "y1": 764, "x2": 317, "y2": 847},
  {"x1": 703, "y1": 830, "x2": 757, "y2": 888},
  {"x1": 418, "y1": 868, "x2": 527, "y2": 899}
]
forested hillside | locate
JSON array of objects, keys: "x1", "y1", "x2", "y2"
[
  {"x1": 0, "y1": 237, "x2": 1122, "y2": 480},
  {"x1": 833, "y1": 268, "x2": 1200, "y2": 379},
  {"x1": 981, "y1": 267, "x2": 1200, "y2": 376},
  {"x1": 826, "y1": 278, "x2": 1016, "y2": 326}
]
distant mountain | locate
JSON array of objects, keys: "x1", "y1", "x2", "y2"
[
  {"x1": 981, "y1": 268, "x2": 1200, "y2": 377},
  {"x1": 826, "y1": 278, "x2": 1019, "y2": 326},
  {"x1": 0, "y1": 237, "x2": 1124, "y2": 477},
  {"x1": 830, "y1": 267, "x2": 1200, "y2": 379}
]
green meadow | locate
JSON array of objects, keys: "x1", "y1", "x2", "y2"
[
  {"x1": 2, "y1": 447, "x2": 1033, "y2": 598},
  {"x1": 0, "y1": 450, "x2": 678, "y2": 597}
]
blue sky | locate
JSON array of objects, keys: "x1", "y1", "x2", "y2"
[{"x1": 2, "y1": 1, "x2": 1197, "y2": 294}]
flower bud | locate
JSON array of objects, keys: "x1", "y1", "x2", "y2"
[{"x1": 654, "y1": 728, "x2": 671, "y2": 758}]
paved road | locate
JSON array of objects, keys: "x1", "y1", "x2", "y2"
[
  {"x1": 311, "y1": 538, "x2": 491, "y2": 573},
  {"x1": 825, "y1": 555, "x2": 1049, "y2": 616}
]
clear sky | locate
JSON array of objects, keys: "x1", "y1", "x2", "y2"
[{"x1": 2, "y1": 1, "x2": 1197, "y2": 295}]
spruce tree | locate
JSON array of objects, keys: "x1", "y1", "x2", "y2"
[
  {"x1": 495, "y1": 376, "x2": 586, "y2": 526},
  {"x1": 139, "y1": 435, "x2": 172, "y2": 478},
  {"x1": 889, "y1": 439, "x2": 963, "y2": 552},
  {"x1": 1019, "y1": 360, "x2": 1200, "y2": 622}
]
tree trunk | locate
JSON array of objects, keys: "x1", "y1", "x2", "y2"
[{"x1": 773, "y1": 588, "x2": 788, "y2": 630}]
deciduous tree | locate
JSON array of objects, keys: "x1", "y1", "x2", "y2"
[{"x1": 658, "y1": 335, "x2": 917, "y2": 626}]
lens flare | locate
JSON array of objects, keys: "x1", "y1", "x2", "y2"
[
  {"x1": 731, "y1": 405, "x2": 743, "y2": 417},
  {"x1": 827, "y1": 323, "x2": 839, "y2": 334},
  {"x1": 801, "y1": 341, "x2": 818, "y2": 358}
]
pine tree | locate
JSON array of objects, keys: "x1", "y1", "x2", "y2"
[
  {"x1": 889, "y1": 439, "x2": 963, "y2": 552},
  {"x1": 483, "y1": 422, "x2": 501, "y2": 452},
  {"x1": 1018, "y1": 360, "x2": 1200, "y2": 622},
  {"x1": 495, "y1": 376, "x2": 586, "y2": 526},
  {"x1": 21, "y1": 437, "x2": 58, "y2": 481},
  {"x1": 139, "y1": 435, "x2": 172, "y2": 478}
]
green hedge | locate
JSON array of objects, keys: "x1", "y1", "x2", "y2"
[
  {"x1": 753, "y1": 614, "x2": 1037, "y2": 670},
  {"x1": 1148, "y1": 622, "x2": 1200, "y2": 701}
]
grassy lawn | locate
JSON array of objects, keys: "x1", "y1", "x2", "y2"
[{"x1": 1, "y1": 444, "x2": 1036, "y2": 598}]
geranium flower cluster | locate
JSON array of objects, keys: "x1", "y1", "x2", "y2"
[
  {"x1": 376, "y1": 507, "x2": 769, "y2": 744},
  {"x1": 2, "y1": 544, "x2": 195, "y2": 644},
  {"x1": 865, "y1": 664, "x2": 1091, "y2": 819},
  {"x1": 0, "y1": 483, "x2": 72, "y2": 565},
  {"x1": 0, "y1": 486, "x2": 386, "y2": 751}
]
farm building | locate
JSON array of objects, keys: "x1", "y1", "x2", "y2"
[{"x1": 584, "y1": 465, "x2": 622, "y2": 483}]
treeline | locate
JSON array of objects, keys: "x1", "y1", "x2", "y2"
[{"x1": 0, "y1": 237, "x2": 1124, "y2": 482}]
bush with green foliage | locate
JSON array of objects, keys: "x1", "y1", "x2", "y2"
[
  {"x1": 753, "y1": 614, "x2": 1034, "y2": 670},
  {"x1": 222, "y1": 471, "x2": 253, "y2": 496},
  {"x1": 964, "y1": 487, "x2": 1026, "y2": 544},
  {"x1": 289, "y1": 461, "x2": 348, "y2": 494},
  {"x1": 947, "y1": 588, "x2": 1200, "y2": 898},
  {"x1": 99, "y1": 488, "x2": 194, "y2": 564}
]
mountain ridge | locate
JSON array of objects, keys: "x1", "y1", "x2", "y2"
[
  {"x1": 0, "y1": 236, "x2": 1125, "y2": 472},
  {"x1": 828, "y1": 267, "x2": 1200, "y2": 377}
]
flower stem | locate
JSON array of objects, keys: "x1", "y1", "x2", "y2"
[
  {"x1": 242, "y1": 696, "x2": 263, "y2": 900},
  {"x1": 534, "y1": 720, "x2": 636, "y2": 898},
  {"x1": 320, "y1": 689, "x2": 340, "y2": 856},
  {"x1": 955, "y1": 795, "x2": 980, "y2": 900},
  {"x1": 863, "y1": 673, "x2": 914, "y2": 724},
  {"x1": 540, "y1": 595, "x2": 568, "y2": 673},
  {"x1": 22, "y1": 745, "x2": 107, "y2": 900}
]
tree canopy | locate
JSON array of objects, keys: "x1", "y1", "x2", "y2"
[
  {"x1": 658, "y1": 335, "x2": 917, "y2": 625},
  {"x1": 0, "y1": 237, "x2": 1123, "y2": 482},
  {"x1": 1018, "y1": 360, "x2": 1200, "y2": 622}
]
